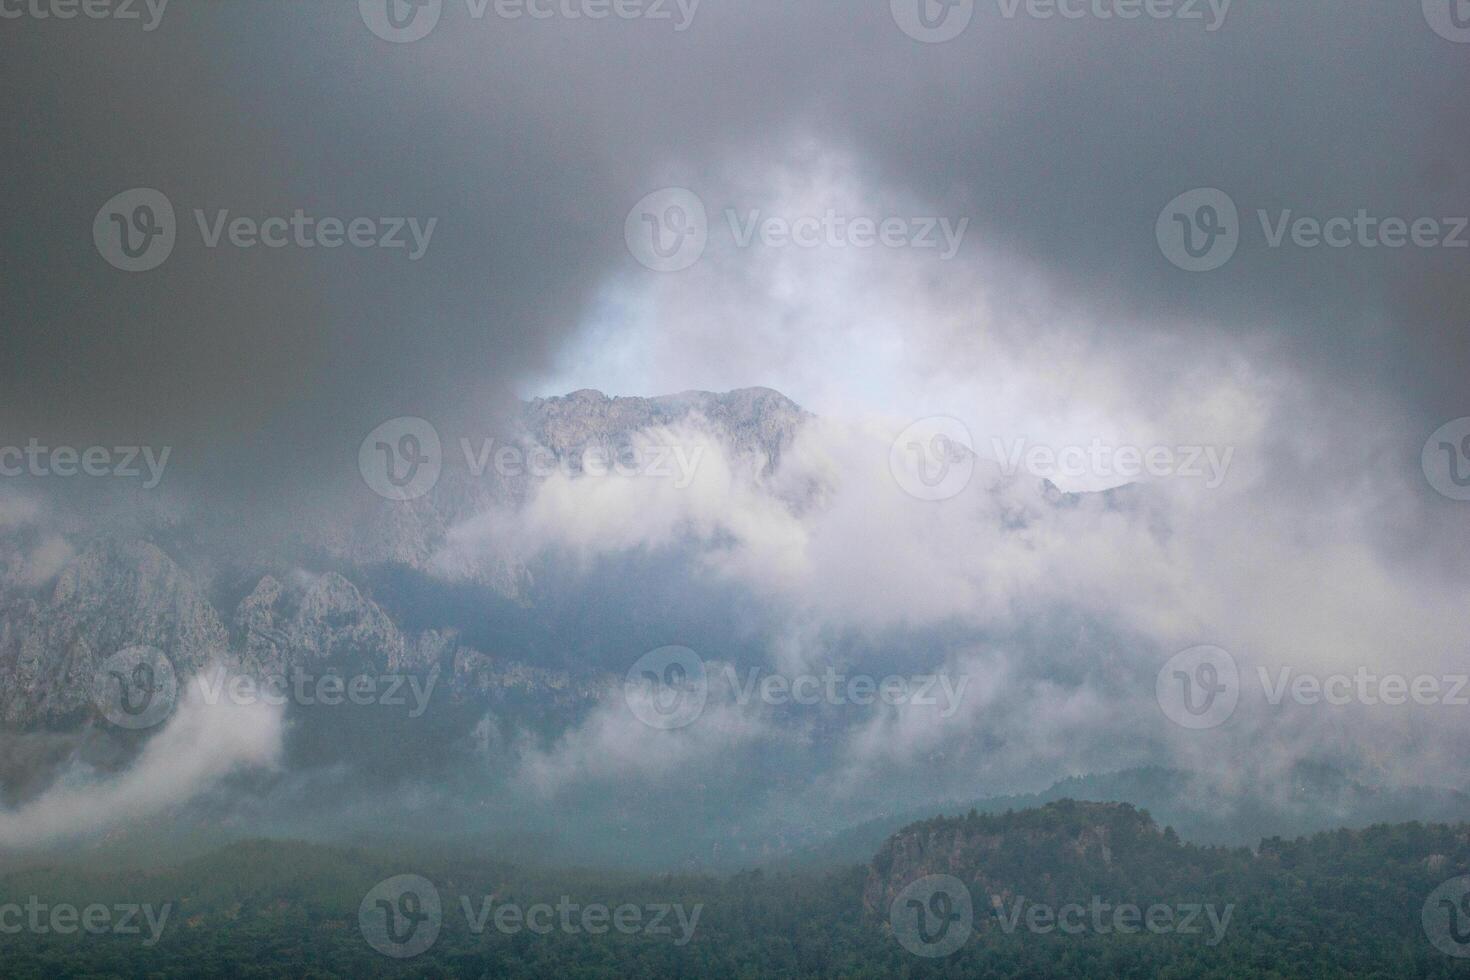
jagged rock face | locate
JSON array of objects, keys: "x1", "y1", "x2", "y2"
[
  {"x1": 323, "y1": 387, "x2": 817, "y2": 593},
  {"x1": 521, "y1": 387, "x2": 809, "y2": 477},
  {"x1": 231, "y1": 572, "x2": 414, "y2": 676},
  {"x1": 271, "y1": 572, "x2": 403, "y2": 669},
  {"x1": 233, "y1": 574, "x2": 289, "y2": 675},
  {"x1": 316, "y1": 387, "x2": 812, "y2": 593},
  {"x1": 0, "y1": 389, "x2": 812, "y2": 731},
  {"x1": 0, "y1": 552, "x2": 551, "y2": 732},
  {"x1": 0, "y1": 548, "x2": 437, "y2": 730},
  {"x1": 452, "y1": 647, "x2": 602, "y2": 705},
  {"x1": 861, "y1": 801, "x2": 1162, "y2": 917},
  {"x1": 0, "y1": 539, "x2": 227, "y2": 728}
]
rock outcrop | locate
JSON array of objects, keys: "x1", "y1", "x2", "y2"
[{"x1": 862, "y1": 800, "x2": 1171, "y2": 918}]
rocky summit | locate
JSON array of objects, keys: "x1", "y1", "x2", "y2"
[{"x1": 0, "y1": 389, "x2": 813, "y2": 734}]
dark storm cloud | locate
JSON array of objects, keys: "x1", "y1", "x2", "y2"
[
  {"x1": 841, "y1": 2, "x2": 1470, "y2": 416},
  {"x1": 1, "y1": 0, "x2": 1464, "y2": 516},
  {"x1": 2, "y1": 2, "x2": 639, "y2": 505}
]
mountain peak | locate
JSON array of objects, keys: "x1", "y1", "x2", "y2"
[
  {"x1": 532, "y1": 386, "x2": 801, "y2": 412},
  {"x1": 520, "y1": 387, "x2": 808, "y2": 469}
]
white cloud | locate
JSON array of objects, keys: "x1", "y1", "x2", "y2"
[
  {"x1": 473, "y1": 137, "x2": 1470, "y2": 795},
  {"x1": 0, "y1": 671, "x2": 284, "y2": 849},
  {"x1": 516, "y1": 675, "x2": 773, "y2": 797}
]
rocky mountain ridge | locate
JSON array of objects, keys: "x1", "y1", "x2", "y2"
[
  {"x1": 0, "y1": 389, "x2": 810, "y2": 733},
  {"x1": 314, "y1": 386, "x2": 813, "y2": 591},
  {"x1": 862, "y1": 800, "x2": 1170, "y2": 917}
]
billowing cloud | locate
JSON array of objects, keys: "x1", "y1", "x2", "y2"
[
  {"x1": 432, "y1": 386, "x2": 1470, "y2": 799},
  {"x1": 516, "y1": 673, "x2": 774, "y2": 798},
  {"x1": 0, "y1": 674, "x2": 283, "y2": 849}
]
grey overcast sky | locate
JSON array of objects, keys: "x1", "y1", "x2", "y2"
[{"x1": 2, "y1": 1, "x2": 1466, "y2": 529}]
